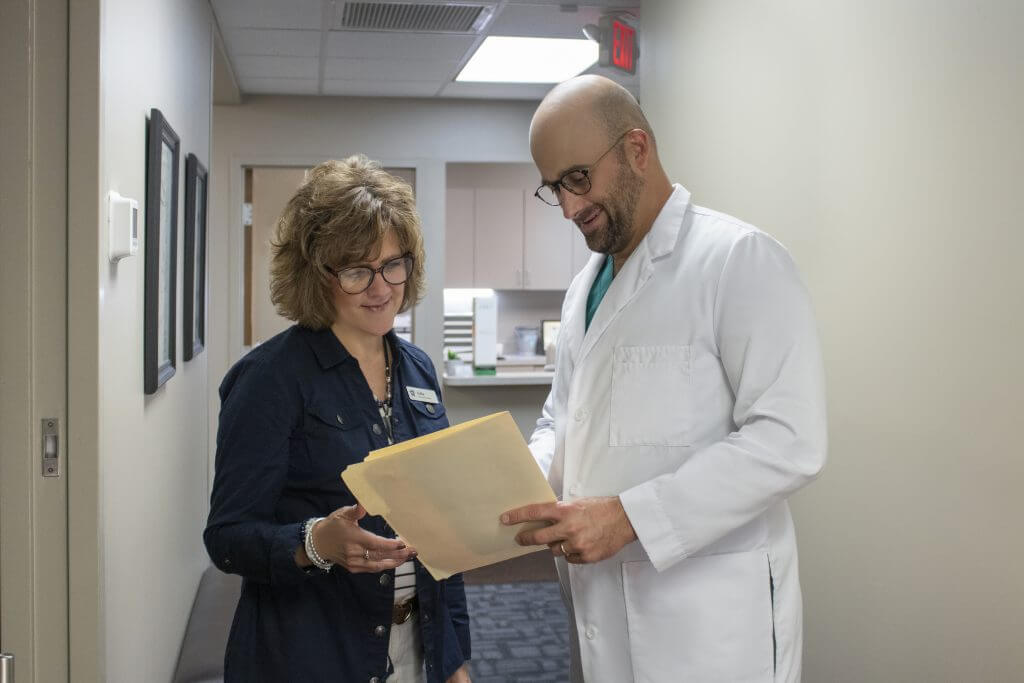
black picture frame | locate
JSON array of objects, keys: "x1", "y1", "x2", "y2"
[
  {"x1": 144, "y1": 108, "x2": 180, "y2": 394},
  {"x1": 183, "y1": 153, "x2": 207, "y2": 361}
]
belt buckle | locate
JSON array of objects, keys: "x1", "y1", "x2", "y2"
[{"x1": 392, "y1": 598, "x2": 415, "y2": 625}]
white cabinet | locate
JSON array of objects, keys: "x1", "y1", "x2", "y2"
[
  {"x1": 473, "y1": 189, "x2": 524, "y2": 289},
  {"x1": 446, "y1": 187, "x2": 588, "y2": 290},
  {"x1": 523, "y1": 192, "x2": 573, "y2": 289},
  {"x1": 571, "y1": 224, "x2": 595, "y2": 279},
  {"x1": 445, "y1": 188, "x2": 475, "y2": 288}
]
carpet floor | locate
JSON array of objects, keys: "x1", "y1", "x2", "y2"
[{"x1": 461, "y1": 551, "x2": 571, "y2": 683}]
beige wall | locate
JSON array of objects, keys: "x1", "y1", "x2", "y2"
[
  {"x1": 67, "y1": 0, "x2": 215, "y2": 680},
  {"x1": 642, "y1": 1, "x2": 1024, "y2": 679}
]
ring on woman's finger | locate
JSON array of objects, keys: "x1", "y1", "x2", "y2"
[
  {"x1": 559, "y1": 542, "x2": 567, "y2": 556},
  {"x1": 363, "y1": 548, "x2": 371, "y2": 561}
]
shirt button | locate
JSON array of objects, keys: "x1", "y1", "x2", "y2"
[
  {"x1": 373, "y1": 624, "x2": 387, "y2": 638},
  {"x1": 422, "y1": 611, "x2": 430, "y2": 623},
  {"x1": 223, "y1": 558, "x2": 231, "y2": 566},
  {"x1": 574, "y1": 408, "x2": 586, "y2": 421},
  {"x1": 425, "y1": 404, "x2": 435, "y2": 414},
  {"x1": 569, "y1": 484, "x2": 581, "y2": 496},
  {"x1": 379, "y1": 573, "x2": 391, "y2": 586},
  {"x1": 370, "y1": 677, "x2": 381, "y2": 683},
  {"x1": 372, "y1": 423, "x2": 382, "y2": 435},
  {"x1": 336, "y1": 414, "x2": 345, "y2": 425},
  {"x1": 585, "y1": 626, "x2": 597, "y2": 640}
]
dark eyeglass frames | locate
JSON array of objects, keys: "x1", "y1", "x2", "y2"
[
  {"x1": 533, "y1": 129, "x2": 635, "y2": 207},
  {"x1": 330, "y1": 254, "x2": 413, "y2": 295}
]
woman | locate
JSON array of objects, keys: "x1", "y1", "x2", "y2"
[{"x1": 204, "y1": 156, "x2": 471, "y2": 682}]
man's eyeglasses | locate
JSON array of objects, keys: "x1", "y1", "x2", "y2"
[
  {"x1": 534, "y1": 129, "x2": 635, "y2": 207},
  {"x1": 330, "y1": 254, "x2": 413, "y2": 295}
]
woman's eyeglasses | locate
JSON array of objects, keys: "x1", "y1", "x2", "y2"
[{"x1": 331, "y1": 254, "x2": 413, "y2": 295}]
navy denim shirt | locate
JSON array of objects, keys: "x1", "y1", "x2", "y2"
[{"x1": 204, "y1": 325, "x2": 470, "y2": 683}]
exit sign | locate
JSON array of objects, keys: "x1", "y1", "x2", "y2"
[{"x1": 598, "y1": 16, "x2": 638, "y2": 75}]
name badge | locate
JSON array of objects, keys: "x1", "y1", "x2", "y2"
[{"x1": 406, "y1": 387, "x2": 439, "y2": 404}]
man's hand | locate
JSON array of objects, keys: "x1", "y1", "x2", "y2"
[{"x1": 500, "y1": 496, "x2": 637, "y2": 564}]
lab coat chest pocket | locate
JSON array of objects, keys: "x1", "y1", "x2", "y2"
[
  {"x1": 622, "y1": 551, "x2": 774, "y2": 683},
  {"x1": 610, "y1": 345, "x2": 691, "y2": 447}
]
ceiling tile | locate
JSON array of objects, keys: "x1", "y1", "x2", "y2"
[
  {"x1": 233, "y1": 55, "x2": 319, "y2": 80},
  {"x1": 489, "y1": 4, "x2": 639, "y2": 39},
  {"x1": 326, "y1": 31, "x2": 477, "y2": 61},
  {"x1": 212, "y1": 0, "x2": 325, "y2": 30},
  {"x1": 321, "y1": 80, "x2": 442, "y2": 97},
  {"x1": 240, "y1": 78, "x2": 320, "y2": 95},
  {"x1": 325, "y1": 58, "x2": 460, "y2": 82},
  {"x1": 222, "y1": 28, "x2": 322, "y2": 57}
]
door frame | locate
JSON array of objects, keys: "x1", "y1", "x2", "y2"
[{"x1": 0, "y1": 0, "x2": 72, "y2": 680}]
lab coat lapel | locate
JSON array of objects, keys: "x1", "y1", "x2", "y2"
[
  {"x1": 562, "y1": 252, "x2": 602, "y2": 366},
  {"x1": 575, "y1": 185, "x2": 691, "y2": 368}
]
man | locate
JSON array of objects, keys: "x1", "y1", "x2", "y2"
[{"x1": 501, "y1": 75, "x2": 827, "y2": 682}]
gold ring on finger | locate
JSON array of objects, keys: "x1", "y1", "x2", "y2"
[{"x1": 364, "y1": 548, "x2": 370, "y2": 561}]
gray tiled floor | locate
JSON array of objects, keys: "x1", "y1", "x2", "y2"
[{"x1": 465, "y1": 582, "x2": 571, "y2": 683}]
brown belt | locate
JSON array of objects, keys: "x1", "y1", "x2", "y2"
[{"x1": 392, "y1": 596, "x2": 417, "y2": 625}]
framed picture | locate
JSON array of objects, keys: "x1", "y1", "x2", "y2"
[
  {"x1": 183, "y1": 153, "x2": 207, "y2": 360},
  {"x1": 541, "y1": 319, "x2": 561, "y2": 351},
  {"x1": 144, "y1": 108, "x2": 180, "y2": 394}
]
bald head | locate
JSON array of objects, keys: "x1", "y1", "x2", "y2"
[
  {"x1": 528, "y1": 75, "x2": 673, "y2": 272},
  {"x1": 530, "y1": 75, "x2": 655, "y2": 155}
]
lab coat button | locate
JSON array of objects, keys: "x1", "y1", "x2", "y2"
[
  {"x1": 585, "y1": 626, "x2": 596, "y2": 640},
  {"x1": 370, "y1": 677, "x2": 381, "y2": 683},
  {"x1": 569, "y1": 484, "x2": 580, "y2": 496},
  {"x1": 379, "y1": 573, "x2": 390, "y2": 586},
  {"x1": 372, "y1": 423, "x2": 382, "y2": 435},
  {"x1": 425, "y1": 404, "x2": 435, "y2": 414},
  {"x1": 336, "y1": 414, "x2": 344, "y2": 425},
  {"x1": 374, "y1": 624, "x2": 387, "y2": 638},
  {"x1": 574, "y1": 408, "x2": 586, "y2": 421}
]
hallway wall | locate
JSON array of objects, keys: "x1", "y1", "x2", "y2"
[
  {"x1": 68, "y1": 0, "x2": 215, "y2": 680},
  {"x1": 640, "y1": 0, "x2": 1024, "y2": 679}
]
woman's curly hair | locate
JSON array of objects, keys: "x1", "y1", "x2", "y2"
[{"x1": 269, "y1": 155, "x2": 426, "y2": 329}]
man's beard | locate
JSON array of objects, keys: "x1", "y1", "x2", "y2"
[{"x1": 584, "y1": 163, "x2": 644, "y2": 255}]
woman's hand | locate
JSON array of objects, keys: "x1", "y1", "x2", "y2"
[
  {"x1": 446, "y1": 663, "x2": 472, "y2": 683},
  {"x1": 311, "y1": 503, "x2": 417, "y2": 573}
]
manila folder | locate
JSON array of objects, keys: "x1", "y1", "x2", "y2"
[{"x1": 341, "y1": 411, "x2": 556, "y2": 580}]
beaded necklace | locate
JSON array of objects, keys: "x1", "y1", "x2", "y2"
[{"x1": 377, "y1": 337, "x2": 394, "y2": 444}]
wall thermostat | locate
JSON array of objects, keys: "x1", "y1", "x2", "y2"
[{"x1": 108, "y1": 190, "x2": 139, "y2": 262}]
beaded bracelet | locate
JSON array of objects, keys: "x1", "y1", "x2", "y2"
[{"x1": 303, "y1": 517, "x2": 333, "y2": 572}]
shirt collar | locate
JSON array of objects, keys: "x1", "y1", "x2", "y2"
[{"x1": 644, "y1": 184, "x2": 692, "y2": 260}]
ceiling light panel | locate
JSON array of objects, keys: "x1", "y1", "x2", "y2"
[{"x1": 456, "y1": 36, "x2": 597, "y2": 83}]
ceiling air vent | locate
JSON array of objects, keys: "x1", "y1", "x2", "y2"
[{"x1": 339, "y1": 2, "x2": 493, "y2": 34}]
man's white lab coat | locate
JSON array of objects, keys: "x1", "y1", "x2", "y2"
[{"x1": 529, "y1": 185, "x2": 827, "y2": 682}]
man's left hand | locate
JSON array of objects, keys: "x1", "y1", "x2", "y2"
[{"x1": 500, "y1": 496, "x2": 637, "y2": 564}]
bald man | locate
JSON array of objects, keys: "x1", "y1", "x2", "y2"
[{"x1": 501, "y1": 75, "x2": 827, "y2": 682}]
